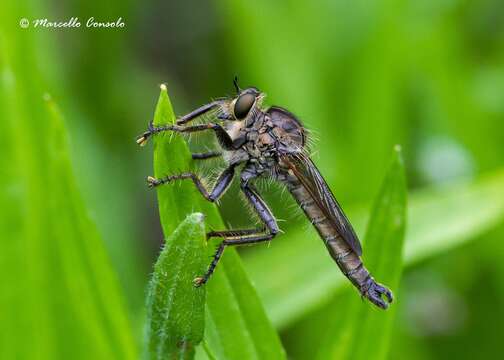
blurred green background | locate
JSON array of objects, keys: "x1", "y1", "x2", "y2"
[{"x1": 1, "y1": 0, "x2": 503, "y2": 359}]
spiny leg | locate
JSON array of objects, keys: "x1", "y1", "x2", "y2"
[
  {"x1": 207, "y1": 228, "x2": 262, "y2": 239},
  {"x1": 194, "y1": 181, "x2": 279, "y2": 286},
  {"x1": 176, "y1": 100, "x2": 224, "y2": 125},
  {"x1": 137, "y1": 122, "x2": 218, "y2": 146},
  {"x1": 240, "y1": 182, "x2": 280, "y2": 235},
  {"x1": 137, "y1": 120, "x2": 234, "y2": 149},
  {"x1": 194, "y1": 234, "x2": 275, "y2": 286},
  {"x1": 136, "y1": 100, "x2": 224, "y2": 145},
  {"x1": 147, "y1": 165, "x2": 235, "y2": 202}
]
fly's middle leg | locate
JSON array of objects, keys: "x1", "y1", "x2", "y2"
[
  {"x1": 194, "y1": 181, "x2": 279, "y2": 286},
  {"x1": 147, "y1": 165, "x2": 235, "y2": 202}
]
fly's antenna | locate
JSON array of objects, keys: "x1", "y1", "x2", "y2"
[{"x1": 233, "y1": 75, "x2": 241, "y2": 94}]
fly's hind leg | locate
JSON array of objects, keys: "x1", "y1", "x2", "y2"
[
  {"x1": 194, "y1": 181, "x2": 279, "y2": 286},
  {"x1": 147, "y1": 165, "x2": 235, "y2": 202},
  {"x1": 206, "y1": 228, "x2": 262, "y2": 239},
  {"x1": 193, "y1": 233, "x2": 275, "y2": 287}
]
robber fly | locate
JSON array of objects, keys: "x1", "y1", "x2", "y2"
[{"x1": 137, "y1": 78, "x2": 393, "y2": 309}]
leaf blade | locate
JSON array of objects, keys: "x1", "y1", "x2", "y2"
[
  {"x1": 316, "y1": 146, "x2": 407, "y2": 359},
  {"x1": 0, "y1": 51, "x2": 137, "y2": 359},
  {"x1": 45, "y1": 96, "x2": 138, "y2": 359},
  {"x1": 152, "y1": 85, "x2": 199, "y2": 235},
  {"x1": 145, "y1": 212, "x2": 207, "y2": 360}
]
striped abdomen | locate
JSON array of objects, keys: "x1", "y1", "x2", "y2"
[{"x1": 285, "y1": 178, "x2": 371, "y2": 291}]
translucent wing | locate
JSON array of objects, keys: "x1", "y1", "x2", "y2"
[{"x1": 282, "y1": 153, "x2": 363, "y2": 255}]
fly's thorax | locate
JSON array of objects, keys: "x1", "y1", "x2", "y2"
[
  {"x1": 266, "y1": 107, "x2": 305, "y2": 151},
  {"x1": 222, "y1": 119, "x2": 244, "y2": 137},
  {"x1": 222, "y1": 119, "x2": 246, "y2": 147},
  {"x1": 221, "y1": 110, "x2": 264, "y2": 148},
  {"x1": 221, "y1": 107, "x2": 305, "y2": 173},
  {"x1": 220, "y1": 111, "x2": 273, "y2": 167},
  {"x1": 238, "y1": 113, "x2": 277, "y2": 162}
]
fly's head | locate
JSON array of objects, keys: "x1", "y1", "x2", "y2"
[
  {"x1": 216, "y1": 79, "x2": 266, "y2": 146},
  {"x1": 219, "y1": 87, "x2": 264, "y2": 122}
]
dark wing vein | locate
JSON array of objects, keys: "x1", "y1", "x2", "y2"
[{"x1": 283, "y1": 154, "x2": 363, "y2": 256}]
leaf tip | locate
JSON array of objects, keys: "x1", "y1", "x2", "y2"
[
  {"x1": 153, "y1": 83, "x2": 175, "y2": 126},
  {"x1": 42, "y1": 92, "x2": 52, "y2": 102},
  {"x1": 188, "y1": 212, "x2": 205, "y2": 225},
  {"x1": 195, "y1": 212, "x2": 205, "y2": 222},
  {"x1": 392, "y1": 144, "x2": 405, "y2": 167}
]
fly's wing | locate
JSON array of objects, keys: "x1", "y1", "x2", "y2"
[{"x1": 282, "y1": 153, "x2": 363, "y2": 255}]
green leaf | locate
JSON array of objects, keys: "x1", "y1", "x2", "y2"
[
  {"x1": 0, "y1": 50, "x2": 137, "y2": 358},
  {"x1": 316, "y1": 146, "x2": 407, "y2": 360},
  {"x1": 148, "y1": 85, "x2": 285, "y2": 360},
  {"x1": 145, "y1": 212, "x2": 207, "y2": 360},
  {"x1": 45, "y1": 96, "x2": 138, "y2": 359},
  {"x1": 244, "y1": 168, "x2": 504, "y2": 328},
  {"x1": 151, "y1": 85, "x2": 205, "y2": 236}
]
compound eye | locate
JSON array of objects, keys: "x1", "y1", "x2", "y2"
[{"x1": 233, "y1": 93, "x2": 255, "y2": 119}]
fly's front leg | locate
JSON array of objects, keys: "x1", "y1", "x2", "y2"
[
  {"x1": 147, "y1": 165, "x2": 235, "y2": 202},
  {"x1": 176, "y1": 100, "x2": 224, "y2": 125},
  {"x1": 194, "y1": 181, "x2": 279, "y2": 286},
  {"x1": 136, "y1": 122, "x2": 218, "y2": 146},
  {"x1": 136, "y1": 100, "x2": 224, "y2": 145}
]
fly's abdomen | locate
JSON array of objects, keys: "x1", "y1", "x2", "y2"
[{"x1": 286, "y1": 179, "x2": 371, "y2": 289}]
